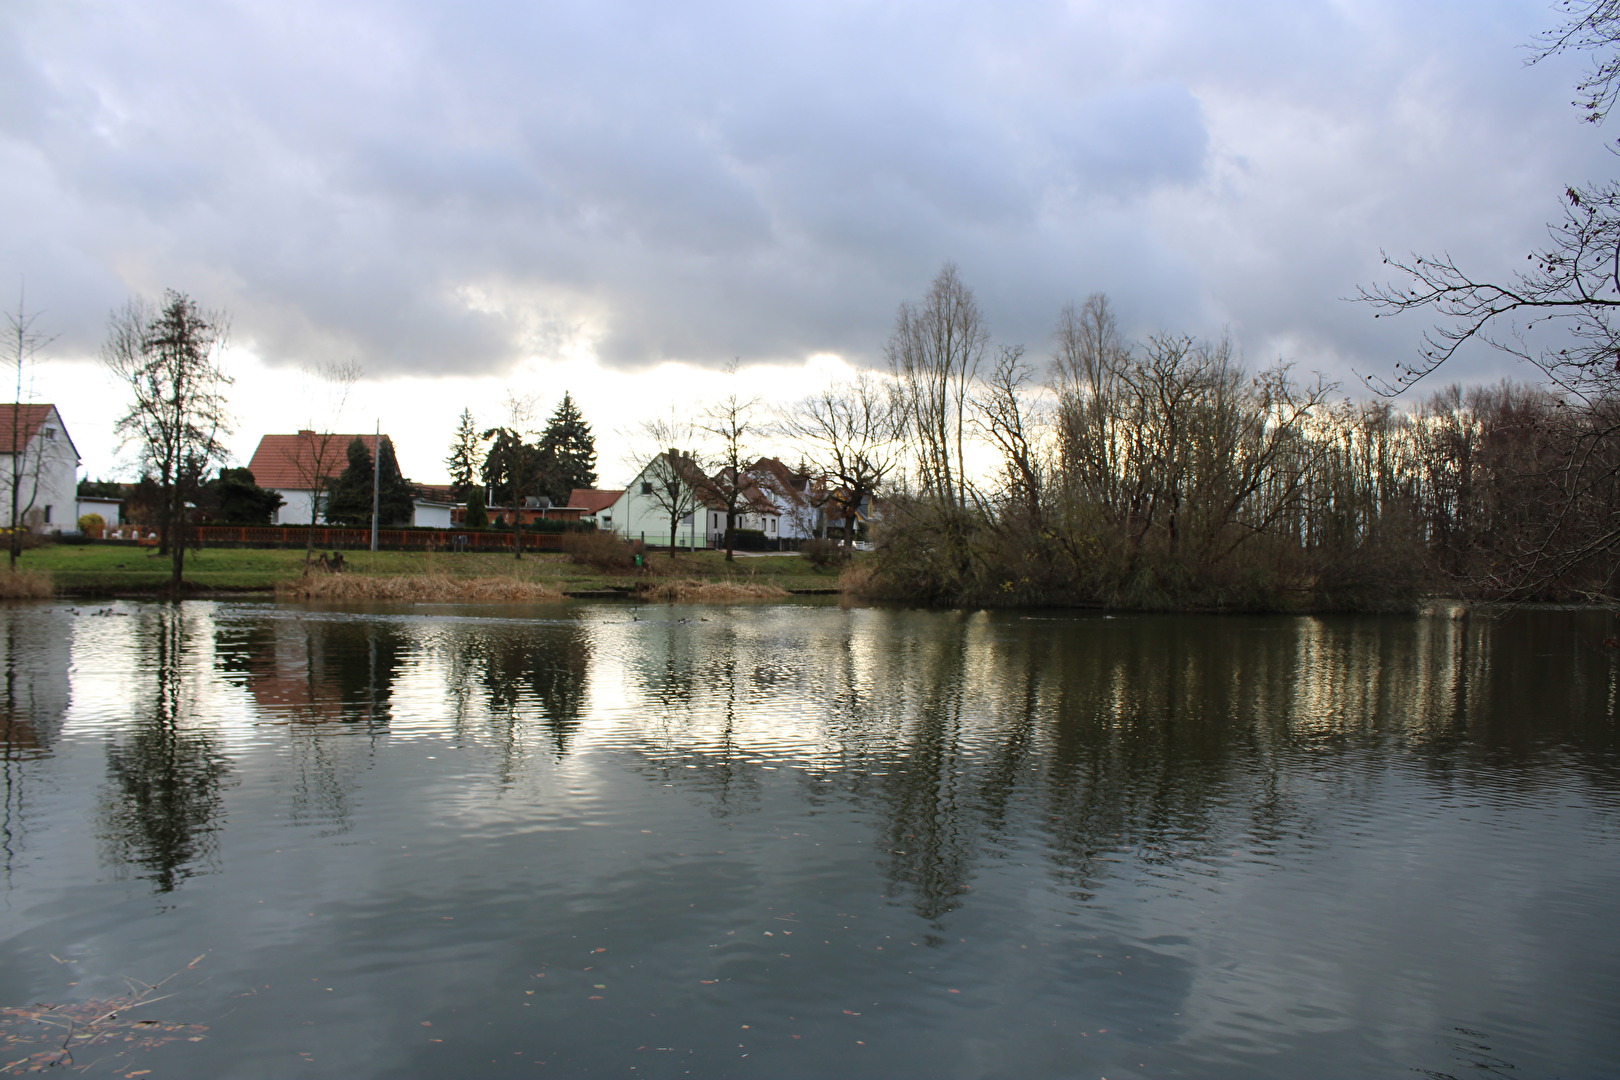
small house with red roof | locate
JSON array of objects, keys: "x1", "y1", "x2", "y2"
[
  {"x1": 0, "y1": 404, "x2": 79, "y2": 533},
  {"x1": 569, "y1": 488, "x2": 624, "y2": 530},
  {"x1": 246, "y1": 430, "x2": 386, "y2": 526}
]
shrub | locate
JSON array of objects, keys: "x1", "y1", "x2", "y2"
[
  {"x1": 802, "y1": 536, "x2": 851, "y2": 570},
  {"x1": 0, "y1": 569, "x2": 51, "y2": 599},
  {"x1": 78, "y1": 513, "x2": 106, "y2": 538},
  {"x1": 560, "y1": 529, "x2": 639, "y2": 571}
]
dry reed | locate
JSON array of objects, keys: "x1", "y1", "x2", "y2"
[
  {"x1": 277, "y1": 573, "x2": 563, "y2": 601},
  {"x1": 837, "y1": 561, "x2": 879, "y2": 596},
  {"x1": 637, "y1": 578, "x2": 790, "y2": 602},
  {"x1": 0, "y1": 569, "x2": 52, "y2": 600}
]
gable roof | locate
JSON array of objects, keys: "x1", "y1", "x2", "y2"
[
  {"x1": 748, "y1": 457, "x2": 820, "y2": 508},
  {"x1": 0, "y1": 404, "x2": 77, "y2": 459},
  {"x1": 247, "y1": 431, "x2": 384, "y2": 490},
  {"x1": 570, "y1": 488, "x2": 624, "y2": 514}
]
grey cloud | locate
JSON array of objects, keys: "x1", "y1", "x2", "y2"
[{"x1": 0, "y1": 0, "x2": 1608, "y2": 391}]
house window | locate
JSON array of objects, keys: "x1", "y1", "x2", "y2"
[
  {"x1": 680, "y1": 512, "x2": 693, "y2": 525},
  {"x1": 42, "y1": 428, "x2": 55, "y2": 441},
  {"x1": 641, "y1": 481, "x2": 653, "y2": 496},
  {"x1": 42, "y1": 505, "x2": 51, "y2": 524}
]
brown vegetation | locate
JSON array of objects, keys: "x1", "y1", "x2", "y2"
[
  {"x1": 0, "y1": 569, "x2": 51, "y2": 599},
  {"x1": 560, "y1": 529, "x2": 641, "y2": 571},
  {"x1": 276, "y1": 572, "x2": 563, "y2": 601},
  {"x1": 636, "y1": 578, "x2": 789, "y2": 602},
  {"x1": 863, "y1": 275, "x2": 1620, "y2": 611}
]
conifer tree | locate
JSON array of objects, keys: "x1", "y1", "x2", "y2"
[
  {"x1": 538, "y1": 392, "x2": 597, "y2": 504},
  {"x1": 444, "y1": 407, "x2": 483, "y2": 500},
  {"x1": 326, "y1": 437, "x2": 414, "y2": 526}
]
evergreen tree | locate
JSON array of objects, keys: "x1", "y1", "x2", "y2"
[
  {"x1": 481, "y1": 426, "x2": 545, "y2": 558},
  {"x1": 326, "y1": 437, "x2": 414, "y2": 526},
  {"x1": 464, "y1": 485, "x2": 488, "y2": 528},
  {"x1": 538, "y1": 393, "x2": 597, "y2": 505},
  {"x1": 203, "y1": 467, "x2": 283, "y2": 525},
  {"x1": 444, "y1": 407, "x2": 483, "y2": 500}
]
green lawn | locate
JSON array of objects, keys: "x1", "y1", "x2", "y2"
[{"x1": 20, "y1": 542, "x2": 847, "y2": 595}]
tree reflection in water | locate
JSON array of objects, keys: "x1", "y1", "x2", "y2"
[{"x1": 99, "y1": 605, "x2": 232, "y2": 894}]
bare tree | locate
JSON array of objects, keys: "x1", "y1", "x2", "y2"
[
  {"x1": 1354, "y1": 4, "x2": 1620, "y2": 591},
  {"x1": 778, "y1": 373, "x2": 901, "y2": 547},
  {"x1": 482, "y1": 393, "x2": 542, "y2": 560},
  {"x1": 284, "y1": 359, "x2": 362, "y2": 561},
  {"x1": 886, "y1": 263, "x2": 988, "y2": 508},
  {"x1": 4, "y1": 291, "x2": 57, "y2": 570},
  {"x1": 104, "y1": 291, "x2": 232, "y2": 595},
  {"x1": 634, "y1": 413, "x2": 707, "y2": 558},
  {"x1": 701, "y1": 384, "x2": 762, "y2": 561},
  {"x1": 973, "y1": 345, "x2": 1045, "y2": 525}
]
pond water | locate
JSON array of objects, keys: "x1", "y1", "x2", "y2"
[{"x1": 0, "y1": 599, "x2": 1617, "y2": 1079}]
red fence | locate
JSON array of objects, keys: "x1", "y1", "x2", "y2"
[{"x1": 184, "y1": 526, "x2": 565, "y2": 552}]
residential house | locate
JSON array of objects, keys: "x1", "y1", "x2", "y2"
[
  {"x1": 411, "y1": 483, "x2": 461, "y2": 529},
  {"x1": 0, "y1": 404, "x2": 80, "y2": 533},
  {"x1": 606, "y1": 450, "x2": 779, "y2": 550},
  {"x1": 698, "y1": 468, "x2": 781, "y2": 548},
  {"x1": 569, "y1": 488, "x2": 624, "y2": 531},
  {"x1": 606, "y1": 450, "x2": 713, "y2": 549},
  {"x1": 246, "y1": 430, "x2": 387, "y2": 526},
  {"x1": 746, "y1": 458, "x2": 823, "y2": 544}
]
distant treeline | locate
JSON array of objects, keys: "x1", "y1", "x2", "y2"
[{"x1": 864, "y1": 276, "x2": 1620, "y2": 611}]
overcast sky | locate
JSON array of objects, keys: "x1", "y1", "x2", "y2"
[{"x1": 2, "y1": 0, "x2": 1611, "y2": 481}]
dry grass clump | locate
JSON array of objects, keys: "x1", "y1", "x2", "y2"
[
  {"x1": 278, "y1": 573, "x2": 563, "y2": 601},
  {"x1": 837, "y1": 561, "x2": 879, "y2": 596},
  {"x1": 560, "y1": 530, "x2": 641, "y2": 571},
  {"x1": 0, "y1": 569, "x2": 52, "y2": 599},
  {"x1": 637, "y1": 578, "x2": 789, "y2": 602}
]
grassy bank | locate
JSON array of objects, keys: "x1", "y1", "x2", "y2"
[{"x1": 16, "y1": 544, "x2": 847, "y2": 598}]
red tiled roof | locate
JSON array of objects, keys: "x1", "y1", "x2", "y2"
[
  {"x1": 246, "y1": 432, "x2": 383, "y2": 490},
  {"x1": 0, "y1": 404, "x2": 71, "y2": 455},
  {"x1": 569, "y1": 488, "x2": 623, "y2": 514}
]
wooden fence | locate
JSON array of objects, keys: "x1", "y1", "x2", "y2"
[{"x1": 172, "y1": 525, "x2": 565, "y2": 552}]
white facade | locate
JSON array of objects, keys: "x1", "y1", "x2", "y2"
[
  {"x1": 412, "y1": 500, "x2": 456, "y2": 529},
  {"x1": 700, "y1": 505, "x2": 778, "y2": 547},
  {"x1": 747, "y1": 463, "x2": 821, "y2": 541},
  {"x1": 607, "y1": 458, "x2": 711, "y2": 549},
  {"x1": 0, "y1": 405, "x2": 80, "y2": 534},
  {"x1": 75, "y1": 496, "x2": 123, "y2": 527},
  {"x1": 271, "y1": 489, "x2": 320, "y2": 527}
]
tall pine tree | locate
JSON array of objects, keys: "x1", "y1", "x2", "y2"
[
  {"x1": 444, "y1": 408, "x2": 482, "y2": 500},
  {"x1": 538, "y1": 393, "x2": 597, "y2": 505}
]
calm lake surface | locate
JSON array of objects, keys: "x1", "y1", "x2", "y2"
[{"x1": 0, "y1": 599, "x2": 1617, "y2": 1079}]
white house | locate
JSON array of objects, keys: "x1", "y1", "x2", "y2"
[
  {"x1": 75, "y1": 495, "x2": 123, "y2": 528},
  {"x1": 747, "y1": 458, "x2": 823, "y2": 543},
  {"x1": 410, "y1": 485, "x2": 460, "y2": 529},
  {"x1": 606, "y1": 451, "x2": 780, "y2": 550},
  {"x1": 607, "y1": 451, "x2": 712, "y2": 549},
  {"x1": 0, "y1": 404, "x2": 80, "y2": 533}
]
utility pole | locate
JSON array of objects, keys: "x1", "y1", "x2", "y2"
[{"x1": 370, "y1": 420, "x2": 380, "y2": 552}]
